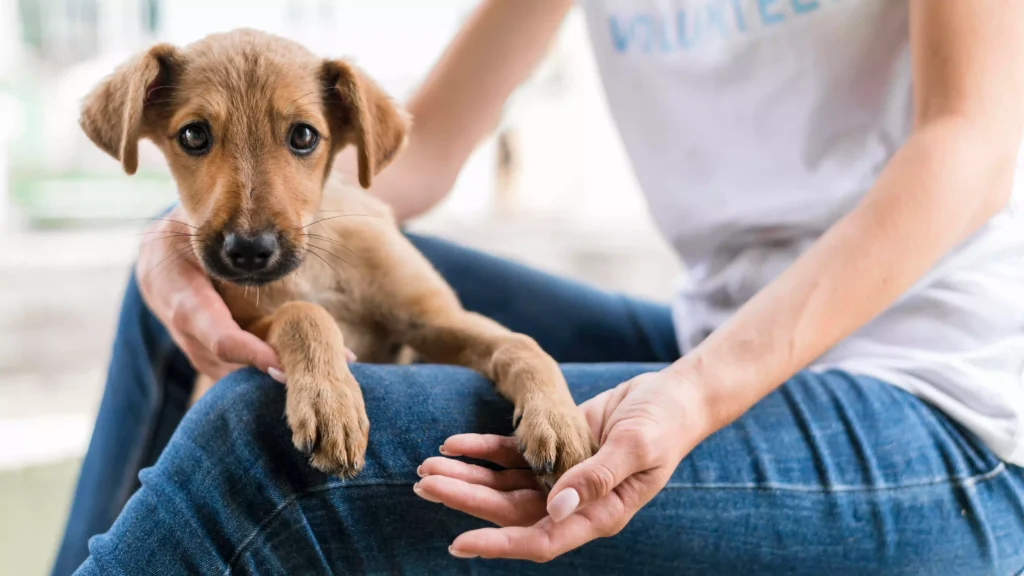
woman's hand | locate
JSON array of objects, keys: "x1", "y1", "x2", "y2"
[
  {"x1": 136, "y1": 207, "x2": 280, "y2": 379},
  {"x1": 413, "y1": 368, "x2": 710, "y2": 562}
]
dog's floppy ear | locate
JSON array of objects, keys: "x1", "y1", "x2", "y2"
[
  {"x1": 321, "y1": 60, "x2": 409, "y2": 189},
  {"x1": 80, "y1": 44, "x2": 181, "y2": 175}
]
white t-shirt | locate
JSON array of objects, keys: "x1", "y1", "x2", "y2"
[{"x1": 579, "y1": 0, "x2": 1024, "y2": 464}]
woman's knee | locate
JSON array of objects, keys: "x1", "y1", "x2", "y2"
[
  {"x1": 176, "y1": 365, "x2": 511, "y2": 481},
  {"x1": 171, "y1": 362, "x2": 657, "y2": 490},
  {"x1": 170, "y1": 368, "x2": 301, "y2": 475}
]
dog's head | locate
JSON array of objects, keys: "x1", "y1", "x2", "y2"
[{"x1": 80, "y1": 29, "x2": 408, "y2": 285}]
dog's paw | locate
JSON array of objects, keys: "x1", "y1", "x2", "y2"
[
  {"x1": 285, "y1": 373, "x2": 369, "y2": 478},
  {"x1": 514, "y1": 397, "x2": 595, "y2": 488}
]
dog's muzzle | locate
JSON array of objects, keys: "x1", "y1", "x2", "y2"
[{"x1": 203, "y1": 228, "x2": 299, "y2": 285}]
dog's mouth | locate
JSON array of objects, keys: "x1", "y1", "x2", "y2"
[
  {"x1": 202, "y1": 252, "x2": 304, "y2": 286},
  {"x1": 199, "y1": 235, "x2": 304, "y2": 287},
  {"x1": 208, "y1": 261, "x2": 303, "y2": 286}
]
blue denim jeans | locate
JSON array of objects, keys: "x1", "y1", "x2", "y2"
[{"x1": 55, "y1": 235, "x2": 1024, "y2": 575}]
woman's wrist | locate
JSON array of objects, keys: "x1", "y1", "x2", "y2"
[{"x1": 657, "y1": 360, "x2": 725, "y2": 460}]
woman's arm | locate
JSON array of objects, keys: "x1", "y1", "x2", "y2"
[
  {"x1": 414, "y1": 0, "x2": 1024, "y2": 562},
  {"x1": 674, "y1": 0, "x2": 1024, "y2": 442},
  {"x1": 337, "y1": 0, "x2": 575, "y2": 221}
]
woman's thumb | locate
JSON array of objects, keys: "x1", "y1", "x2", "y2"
[{"x1": 546, "y1": 435, "x2": 636, "y2": 522}]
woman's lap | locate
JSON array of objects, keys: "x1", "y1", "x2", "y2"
[
  {"x1": 56, "y1": 233, "x2": 1024, "y2": 575},
  {"x1": 77, "y1": 365, "x2": 1024, "y2": 575},
  {"x1": 53, "y1": 233, "x2": 678, "y2": 575}
]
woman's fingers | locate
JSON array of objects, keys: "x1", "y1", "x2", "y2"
[
  {"x1": 176, "y1": 287, "x2": 280, "y2": 372},
  {"x1": 449, "y1": 507, "x2": 610, "y2": 562},
  {"x1": 414, "y1": 474, "x2": 547, "y2": 527},
  {"x1": 211, "y1": 329, "x2": 280, "y2": 372},
  {"x1": 418, "y1": 457, "x2": 537, "y2": 491},
  {"x1": 545, "y1": 431, "x2": 643, "y2": 521},
  {"x1": 440, "y1": 434, "x2": 529, "y2": 468},
  {"x1": 179, "y1": 334, "x2": 241, "y2": 380}
]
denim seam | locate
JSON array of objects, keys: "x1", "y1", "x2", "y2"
[
  {"x1": 224, "y1": 480, "x2": 412, "y2": 575},
  {"x1": 660, "y1": 462, "x2": 1006, "y2": 493}
]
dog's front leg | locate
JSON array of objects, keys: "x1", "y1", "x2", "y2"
[
  {"x1": 400, "y1": 311, "x2": 595, "y2": 485},
  {"x1": 250, "y1": 302, "x2": 369, "y2": 477}
]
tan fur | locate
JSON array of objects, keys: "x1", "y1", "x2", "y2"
[{"x1": 81, "y1": 29, "x2": 594, "y2": 482}]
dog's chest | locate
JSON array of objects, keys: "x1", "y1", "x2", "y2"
[
  {"x1": 285, "y1": 276, "x2": 401, "y2": 363},
  {"x1": 289, "y1": 275, "x2": 349, "y2": 316}
]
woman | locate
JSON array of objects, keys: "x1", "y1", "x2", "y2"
[{"x1": 54, "y1": 1, "x2": 1024, "y2": 574}]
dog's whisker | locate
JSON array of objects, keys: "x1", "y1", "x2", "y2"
[
  {"x1": 146, "y1": 85, "x2": 181, "y2": 94},
  {"x1": 288, "y1": 99, "x2": 324, "y2": 111},
  {"x1": 139, "y1": 231, "x2": 196, "y2": 240},
  {"x1": 151, "y1": 248, "x2": 196, "y2": 283},
  {"x1": 301, "y1": 233, "x2": 360, "y2": 258},
  {"x1": 305, "y1": 242, "x2": 354, "y2": 269},
  {"x1": 141, "y1": 233, "x2": 198, "y2": 246},
  {"x1": 137, "y1": 229, "x2": 197, "y2": 236},
  {"x1": 300, "y1": 232, "x2": 344, "y2": 246},
  {"x1": 286, "y1": 97, "x2": 325, "y2": 111},
  {"x1": 301, "y1": 213, "x2": 381, "y2": 230},
  {"x1": 287, "y1": 90, "x2": 321, "y2": 106},
  {"x1": 312, "y1": 210, "x2": 379, "y2": 214},
  {"x1": 143, "y1": 98, "x2": 182, "y2": 106},
  {"x1": 300, "y1": 247, "x2": 341, "y2": 277},
  {"x1": 144, "y1": 243, "x2": 195, "y2": 279},
  {"x1": 135, "y1": 217, "x2": 199, "y2": 230},
  {"x1": 284, "y1": 90, "x2": 325, "y2": 115},
  {"x1": 148, "y1": 91, "x2": 217, "y2": 112},
  {"x1": 192, "y1": 92, "x2": 219, "y2": 112}
]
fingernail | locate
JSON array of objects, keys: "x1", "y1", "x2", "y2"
[
  {"x1": 547, "y1": 488, "x2": 580, "y2": 522},
  {"x1": 267, "y1": 367, "x2": 287, "y2": 384},
  {"x1": 449, "y1": 546, "x2": 477, "y2": 559},
  {"x1": 416, "y1": 465, "x2": 426, "y2": 478},
  {"x1": 439, "y1": 445, "x2": 450, "y2": 455},
  {"x1": 413, "y1": 482, "x2": 442, "y2": 503}
]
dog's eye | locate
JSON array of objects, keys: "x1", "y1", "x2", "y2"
[
  {"x1": 288, "y1": 124, "x2": 319, "y2": 155},
  {"x1": 178, "y1": 123, "x2": 212, "y2": 156}
]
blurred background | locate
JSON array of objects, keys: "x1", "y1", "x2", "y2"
[{"x1": 0, "y1": 0, "x2": 679, "y2": 573}]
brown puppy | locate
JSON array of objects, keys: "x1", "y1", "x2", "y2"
[{"x1": 80, "y1": 29, "x2": 594, "y2": 483}]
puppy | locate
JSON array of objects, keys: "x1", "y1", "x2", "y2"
[{"x1": 79, "y1": 29, "x2": 594, "y2": 482}]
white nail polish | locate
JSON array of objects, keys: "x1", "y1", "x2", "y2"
[
  {"x1": 547, "y1": 488, "x2": 580, "y2": 522},
  {"x1": 268, "y1": 367, "x2": 287, "y2": 384},
  {"x1": 449, "y1": 546, "x2": 477, "y2": 559},
  {"x1": 413, "y1": 482, "x2": 442, "y2": 504}
]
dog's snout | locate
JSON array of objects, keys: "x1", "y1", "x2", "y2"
[{"x1": 222, "y1": 231, "x2": 279, "y2": 272}]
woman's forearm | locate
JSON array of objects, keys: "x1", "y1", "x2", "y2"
[
  {"x1": 671, "y1": 117, "x2": 1020, "y2": 432},
  {"x1": 339, "y1": 0, "x2": 574, "y2": 221},
  {"x1": 671, "y1": 0, "x2": 1024, "y2": 435}
]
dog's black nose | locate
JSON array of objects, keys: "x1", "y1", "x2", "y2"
[{"x1": 222, "y1": 231, "x2": 279, "y2": 272}]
